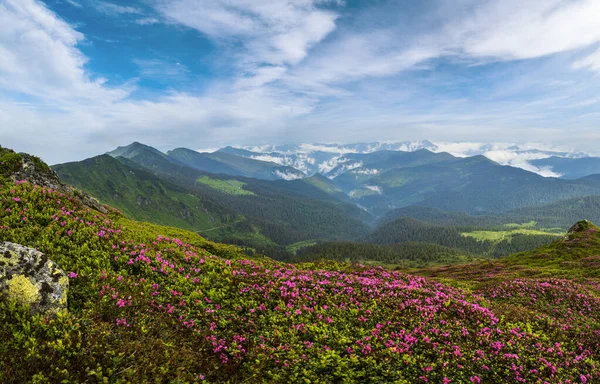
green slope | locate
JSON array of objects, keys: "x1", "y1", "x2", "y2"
[
  {"x1": 53, "y1": 155, "x2": 232, "y2": 232},
  {"x1": 366, "y1": 217, "x2": 558, "y2": 258},
  {"x1": 54, "y1": 149, "x2": 371, "y2": 250},
  {"x1": 421, "y1": 220, "x2": 600, "y2": 281}
]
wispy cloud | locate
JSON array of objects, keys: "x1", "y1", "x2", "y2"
[
  {"x1": 573, "y1": 47, "x2": 600, "y2": 74},
  {"x1": 152, "y1": 0, "x2": 340, "y2": 86},
  {"x1": 135, "y1": 17, "x2": 160, "y2": 25},
  {"x1": 133, "y1": 59, "x2": 189, "y2": 78},
  {"x1": 93, "y1": 1, "x2": 143, "y2": 15},
  {"x1": 63, "y1": 0, "x2": 83, "y2": 8}
]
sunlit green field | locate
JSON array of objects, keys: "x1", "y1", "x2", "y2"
[
  {"x1": 196, "y1": 176, "x2": 256, "y2": 195},
  {"x1": 285, "y1": 239, "x2": 318, "y2": 254},
  {"x1": 462, "y1": 228, "x2": 562, "y2": 243}
]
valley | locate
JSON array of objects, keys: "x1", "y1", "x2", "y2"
[{"x1": 52, "y1": 142, "x2": 600, "y2": 266}]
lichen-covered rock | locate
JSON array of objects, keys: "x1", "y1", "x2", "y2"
[{"x1": 0, "y1": 242, "x2": 68, "y2": 314}]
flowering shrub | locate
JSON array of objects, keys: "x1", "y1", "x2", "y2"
[{"x1": 1, "y1": 181, "x2": 599, "y2": 382}]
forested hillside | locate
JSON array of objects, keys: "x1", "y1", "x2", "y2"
[
  {"x1": 54, "y1": 155, "x2": 235, "y2": 231},
  {"x1": 366, "y1": 217, "x2": 559, "y2": 258},
  {"x1": 341, "y1": 154, "x2": 600, "y2": 215},
  {"x1": 54, "y1": 148, "x2": 370, "y2": 251},
  {"x1": 292, "y1": 241, "x2": 477, "y2": 267}
]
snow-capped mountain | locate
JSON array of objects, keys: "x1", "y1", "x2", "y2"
[
  {"x1": 218, "y1": 141, "x2": 438, "y2": 176},
  {"x1": 216, "y1": 141, "x2": 593, "y2": 179}
]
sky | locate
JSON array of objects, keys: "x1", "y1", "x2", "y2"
[{"x1": 1, "y1": 0, "x2": 600, "y2": 164}]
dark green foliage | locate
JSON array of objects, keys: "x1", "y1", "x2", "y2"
[
  {"x1": 0, "y1": 150, "x2": 23, "y2": 175},
  {"x1": 505, "y1": 195, "x2": 600, "y2": 228},
  {"x1": 292, "y1": 241, "x2": 476, "y2": 267},
  {"x1": 366, "y1": 217, "x2": 557, "y2": 257},
  {"x1": 381, "y1": 206, "x2": 507, "y2": 227}
]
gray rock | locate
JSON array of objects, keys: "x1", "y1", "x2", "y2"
[
  {"x1": 3, "y1": 147, "x2": 107, "y2": 214},
  {"x1": 0, "y1": 242, "x2": 69, "y2": 315}
]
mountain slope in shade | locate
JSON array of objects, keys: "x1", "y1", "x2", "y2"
[
  {"x1": 108, "y1": 142, "x2": 305, "y2": 181},
  {"x1": 530, "y1": 156, "x2": 600, "y2": 179},
  {"x1": 168, "y1": 147, "x2": 305, "y2": 180},
  {"x1": 327, "y1": 149, "x2": 456, "y2": 192},
  {"x1": 351, "y1": 155, "x2": 600, "y2": 215}
]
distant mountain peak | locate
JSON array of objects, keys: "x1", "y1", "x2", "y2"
[{"x1": 107, "y1": 142, "x2": 165, "y2": 158}]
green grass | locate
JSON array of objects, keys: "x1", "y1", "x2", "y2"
[
  {"x1": 461, "y1": 228, "x2": 561, "y2": 243},
  {"x1": 285, "y1": 239, "x2": 318, "y2": 254},
  {"x1": 503, "y1": 220, "x2": 536, "y2": 229},
  {"x1": 53, "y1": 156, "x2": 228, "y2": 233},
  {"x1": 420, "y1": 220, "x2": 600, "y2": 282},
  {"x1": 196, "y1": 176, "x2": 256, "y2": 196}
]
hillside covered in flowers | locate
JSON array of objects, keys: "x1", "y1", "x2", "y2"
[{"x1": 1, "y1": 167, "x2": 600, "y2": 382}]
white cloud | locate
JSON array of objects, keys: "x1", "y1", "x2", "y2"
[
  {"x1": 353, "y1": 168, "x2": 379, "y2": 176},
  {"x1": 274, "y1": 170, "x2": 304, "y2": 180},
  {"x1": 573, "y1": 48, "x2": 600, "y2": 74},
  {"x1": 153, "y1": 0, "x2": 340, "y2": 85},
  {"x1": 64, "y1": 0, "x2": 83, "y2": 8},
  {"x1": 0, "y1": 0, "x2": 128, "y2": 103},
  {"x1": 282, "y1": 0, "x2": 600, "y2": 95},
  {"x1": 364, "y1": 185, "x2": 382, "y2": 194},
  {"x1": 482, "y1": 149, "x2": 562, "y2": 178},
  {"x1": 134, "y1": 59, "x2": 189, "y2": 78},
  {"x1": 453, "y1": 0, "x2": 600, "y2": 60},
  {"x1": 93, "y1": 1, "x2": 143, "y2": 15},
  {"x1": 136, "y1": 17, "x2": 160, "y2": 25}
]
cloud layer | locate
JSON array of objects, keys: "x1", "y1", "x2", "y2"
[{"x1": 1, "y1": 0, "x2": 600, "y2": 164}]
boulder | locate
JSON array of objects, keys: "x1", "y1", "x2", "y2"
[
  {"x1": 567, "y1": 220, "x2": 591, "y2": 234},
  {"x1": 0, "y1": 242, "x2": 68, "y2": 314}
]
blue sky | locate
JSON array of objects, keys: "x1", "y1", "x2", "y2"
[{"x1": 1, "y1": 0, "x2": 600, "y2": 163}]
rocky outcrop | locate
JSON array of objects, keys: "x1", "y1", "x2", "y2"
[
  {"x1": 567, "y1": 220, "x2": 592, "y2": 234},
  {"x1": 0, "y1": 242, "x2": 68, "y2": 314},
  {"x1": 1, "y1": 146, "x2": 107, "y2": 214}
]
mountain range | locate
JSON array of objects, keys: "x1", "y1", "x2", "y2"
[
  {"x1": 46, "y1": 141, "x2": 600, "y2": 261},
  {"x1": 224, "y1": 140, "x2": 596, "y2": 179}
]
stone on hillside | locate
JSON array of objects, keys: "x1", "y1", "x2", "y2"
[
  {"x1": 0, "y1": 242, "x2": 68, "y2": 314},
  {"x1": 568, "y1": 220, "x2": 591, "y2": 234}
]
